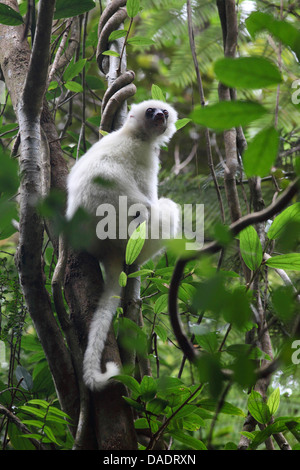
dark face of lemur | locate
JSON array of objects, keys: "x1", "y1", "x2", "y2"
[{"x1": 145, "y1": 107, "x2": 169, "y2": 136}]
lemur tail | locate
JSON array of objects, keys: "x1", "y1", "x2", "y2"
[{"x1": 83, "y1": 259, "x2": 122, "y2": 391}]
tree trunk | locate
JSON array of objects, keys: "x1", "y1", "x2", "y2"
[{"x1": 0, "y1": 0, "x2": 137, "y2": 450}]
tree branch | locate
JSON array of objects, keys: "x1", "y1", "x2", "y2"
[{"x1": 168, "y1": 177, "x2": 299, "y2": 363}]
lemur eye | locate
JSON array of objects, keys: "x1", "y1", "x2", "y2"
[
  {"x1": 146, "y1": 108, "x2": 154, "y2": 118},
  {"x1": 163, "y1": 109, "x2": 169, "y2": 118}
]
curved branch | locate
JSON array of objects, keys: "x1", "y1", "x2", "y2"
[
  {"x1": 22, "y1": 0, "x2": 56, "y2": 117},
  {"x1": 100, "y1": 82, "x2": 136, "y2": 133},
  {"x1": 97, "y1": 6, "x2": 127, "y2": 74},
  {"x1": 169, "y1": 177, "x2": 300, "y2": 363}
]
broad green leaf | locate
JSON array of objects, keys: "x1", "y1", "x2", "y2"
[
  {"x1": 190, "y1": 101, "x2": 267, "y2": 131},
  {"x1": 108, "y1": 30, "x2": 127, "y2": 41},
  {"x1": 175, "y1": 118, "x2": 191, "y2": 130},
  {"x1": 151, "y1": 84, "x2": 165, "y2": 101},
  {"x1": 140, "y1": 375, "x2": 157, "y2": 401},
  {"x1": 249, "y1": 420, "x2": 288, "y2": 450},
  {"x1": 114, "y1": 374, "x2": 141, "y2": 397},
  {"x1": 0, "y1": 123, "x2": 18, "y2": 139},
  {"x1": 123, "y1": 396, "x2": 144, "y2": 412},
  {"x1": 127, "y1": 0, "x2": 140, "y2": 18},
  {"x1": 0, "y1": 4, "x2": 23, "y2": 25},
  {"x1": 170, "y1": 430, "x2": 207, "y2": 450},
  {"x1": 242, "y1": 127, "x2": 279, "y2": 178},
  {"x1": 119, "y1": 271, "x2": 127, "y2": 287},
  {"x1": 265, "y1": 253, "x2": 300, "y2": 271},
  {"x1": 54, "y1": 0, "x2": 95, "y2": 19},
  {"x1": 85, "y1": 75, "x2": 105, "y2": 91},
  {"x1": 125, "y1": 221, "x2": 146, "y2": 265},
  {"x1": 154, "y1": 324, "x2": 167, "y2": 342},
  {"x1": 238, "y1": 226, "x2": 263, "y2": 270},
  {"x1": 146, "y1": 398, "x2": 168, "y2": 415},
  {"x1": 64, "y1": 81, "x2": 83, "y2": 93},
  {"x1": 8, "y1": 423, "x2": 35, "y2": 450},
  {"x1": 15, "y1": 366, "x2": 33, "y2": 392},
  {"x1": 134, "y1": 418, "x2": 149, "y2": 429},
  {"x1": 214, "y1": 57, "x2": 282, "y2": 89},
  {"x1": 0, "y1": 149, "x2": 19, "y2": 197},
  {"x1": 267, "y1": 388, "x2": 280, "y2": 416},
  {"x1": 154, "y1": 294, "x2": 168, "y2": 314},
  {"x1": 63, "y1": 59, "x2": 87, "y2": 82},
  {"x1": 198, "y1": 399, "x2": 246, "y2": 417},
  {"x1": 248, "y1": 390, "x2": 271, "y2": 424},
  {"x1": 48, "y1": 81, "x2": 59, "y2": 91},
  {"x1": 246, "y1": 12, "x2": 300, "y2": 61},
  {"x1": 195, "y1": 332, "x2": 219, "y2": 354},
  {"x1": 173, "y1": 404, "x2": 198, "y2": 420},
  {"x1": 267, "y1": 203, "x2": 300, "y2": 240},
  {"x1": 127, "y1": 37, "x2": 155, "y2": 46}
]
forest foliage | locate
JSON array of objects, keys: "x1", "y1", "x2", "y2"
[{"x1": 0, "y1": 0, "x2": 300, "y2": 451}]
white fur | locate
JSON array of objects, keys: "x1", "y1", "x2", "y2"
[{"x1": 66, "y1": 100, "x2": 179, "y2": 391}]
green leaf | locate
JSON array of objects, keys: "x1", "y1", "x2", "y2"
[
  {"x1": 267, "y1": 203, "x2": 300, "y2": 240},
  {"x1": 119, "y1": 271, "x2": 127, "y2": 287},
  {"x1": 125, "y1": 221, "x2": 146, "y2": 265},
  {"x1": 43, "y1": 425, "x2": 60, "y2": 445},
  {"x1": 123, "y1": 396, "x2": 144, "y2": 412},
  {"x1": 48, "y1": 81, "x2": 59, "y2": 91},
  {"x1": 265, "y1": 253, "x2": 300, "y2": 271},
  {"x1": 126, "y1": 0, "x2": 140, "y2": 18},
  {"x1": 65, "y1": 81, "x2": 83, "y2": 93},
  {"x1": 151, "y1": 84, "x2": 165, "y2": 101},
  {"x1": 198, "y1": 399, "x2": 246, "y2": 417},
  {"x1": 63, "y1": 59, "x2": 87, "y2": 82},
  {"x1": 114, "y1": 374, "x2": 141, "y2": 397},
  {"x1": 267, "y1": 388, "x2": 280, "y2": 416},
  {"x1": 108, "y1": 30, "x2": 128, "y2": 41},
  {"x1": 18, "y1": 406, "x2": 46, "y2": 419},
  {"x1": 0, "y1": 4, "x2": 23, "y2": 25},
  {"x1": 154, "y1": 294, "x2": 168, "y2": 314},
  {"x1": 22, "y1": 419, "x2": 44, "y2": 428},
  {"x1": 246, "y1": 12, "x2": 300, "y2": 61},
  {"x1": 134, "y1": 418, "x2": 149, "y2": 429},
  {"x1": 175, "y1": 118, "x2": 191, "y2": 130},
  {"x1": 154, "y1": 324, "x2": 167, "y2": 342},
  {"x1": 128, "y1": 268, "x2": 154, "y2": 278},
  {"x1": 26, "y1": 399, "x2": 49, "y2": 409},
  {"x1": 248, "y1": 390, "x2": 271, "y2": 425},
  {"x1": 214, "y1": 57, "x2": 282, "y2": 89},
  {"x1": 127, "y1": 37, "x2": 155, "y2": 46},
  {"x1": 102, "y1": 50, "x2": 120, "y2": 57},
  {"x1": 15, "y1": 366, "x2": 33, "y2": 392},
  {"x1": 238, "y1": 226, "x2": 263, "y2": 270},
  {"x1": 190, "y1": 101, "x2": 267, "y2": 131},
  {"x1": 242, "y1": 127, "x2": 279, "y2": 178},
  {"x1": 140, "y1": 375, "x2": 157, "y2": 401},
  {"x1": 170, "y1": 430, "x2": 207, "y2": 450},
  {"x1": 54, "y1": 0, "x2": 95, "y2": 19},
  {"x1": 195, "y1": 332, "x2": 219, "y2": 354},
  {"x1": 47, "y1": 406, "x2": 71, "y2": 419},
  {"x1": 146, "y1": 398, "x2": 168, "y2": 415}
]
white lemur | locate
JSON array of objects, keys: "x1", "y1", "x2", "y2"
[{"x1": 66, "y1": 100, "x2": 179, "y2": 391}]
